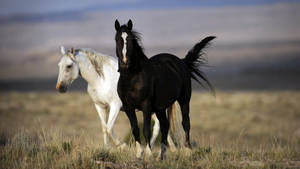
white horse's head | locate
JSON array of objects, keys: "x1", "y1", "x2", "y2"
[{"x1": 56, "y1": 46, "x2": 80, "y2": 93}]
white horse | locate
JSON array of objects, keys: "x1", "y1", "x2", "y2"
[{"x1": 56, "y1": 46, "x2": 176, "y2": 151}]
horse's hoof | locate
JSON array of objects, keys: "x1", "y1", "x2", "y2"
[
  {"x1": 118, "y1": 143, "x2": 127, "y2": 150},
  {"x1": 155, "y1": 155, "x2": 161, "y2": 161},
  {"x1": 104, "y1": 144, "x2": 111, "y2": 149},
  {"x1": 136, "y1": 151, "x2": 143, "y2": 159},
  {"x1": 157, "y1": 153, "x2": 165, "y2": 161},
  {"x1": 183, "y1": 147, "x2": 192, "y2": 156},
  {"x1": 135, "y1": 142, "x2": 143, "y2": 159},
  {"x1": 155, "y1": 150, "x2": 165, "y2": 161},
  {"x1": 169, "y1": 146, "x2": 177, "y2": 152},
  {"x1": 158, "y1": 143, "x2": 167, "y2": 160},
  {"x1": 155, "y1": 151, "x2": 162, "y2": 161},
  {"x1": 144, "y1": 145, "x2": 152, "y2": 159}
]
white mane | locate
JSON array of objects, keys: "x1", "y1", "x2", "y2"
[{"x1": 74, "y1": 48, "x2": 117, "y2": 77}]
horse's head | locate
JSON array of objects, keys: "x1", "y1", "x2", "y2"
[
  {"x1": 114, "y1": 19, "x2": 136, "y2": 70},
  {"x1": 56, "y1": 46, "x2": 80, "y2": 93}
]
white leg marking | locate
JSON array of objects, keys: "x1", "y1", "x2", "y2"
[
  {"x1": 151, "y1": 114, "x2": 177, "y2": 152},
  {"x1": 95, "y1": 104, "x2": 108, "y2": 146},
  {"x1": 111, "y1": 129, "x2": 127, "y2": 150},
  {"x1": 145, "y1": 144, "x2": 152, "y2": 157},
  {"x1": 150, "y1": 115, "x2": 160, "y2": 148},
  {"x1": 135, "y1": 141, "x2": 143, "y2": 159},
  {"x1": 121, "y1": 32, "x2": 128, "y2": 63}
]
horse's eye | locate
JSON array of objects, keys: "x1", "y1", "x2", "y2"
[{"x1": 67, "y1": 65, "x2": 72, "y2": 69}]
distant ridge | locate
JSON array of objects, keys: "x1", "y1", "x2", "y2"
[
  {"x1": 1, "y1": 73, "x2": 300, "y2": 92},
  {"x1": 0, "y1": 77, "x2": 87, "y2": 92}
]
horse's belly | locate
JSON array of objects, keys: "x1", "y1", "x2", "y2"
[
  {"x1": 118, "y1": 76, "x2": 148, "y2": 108},
  {"x1": 153, "y1": 75, "x2": 182, "y2": 109},
  {"x1": 121, "y1": 90, "x2": 145, "y2": 108},
  {"x1": 154, "y1": 90, "x2": 179, "y2": 110}
]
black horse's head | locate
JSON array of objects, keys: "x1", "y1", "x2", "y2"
[{"x1": 114, "y1": 19, "x2": 143, "y2": 71}]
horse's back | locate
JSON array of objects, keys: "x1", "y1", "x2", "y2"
[
  {"x1": 150, "y1": 53, "x2": 182, "y2": 64},
  {"x1": 149, "y1": 53, "x2": 188, "y2": 80}
]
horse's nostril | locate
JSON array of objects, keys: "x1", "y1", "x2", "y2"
[
  {"x1": 56, "y1": 82, "x2": 67, "y2": 93},
  {"x1": 58, "y1": 85, "x2": 67, "y2": 93}
]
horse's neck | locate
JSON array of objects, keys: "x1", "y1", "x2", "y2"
[
  {"x1": 76, "y1": 52, "x2": 117, "y2": 88},
  {"x1": 127, "y1": 45, "x2": 149, "y2": 72},
  {"x1": 134, "y1": 42, "x2": 148, "y2": 62},
  {"x1": 77, "y1": 56, "x2": 99, "y2": 87}
]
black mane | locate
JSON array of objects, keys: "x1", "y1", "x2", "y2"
[{"x1": 128, "y1": 30, "x2": 145, "y2": 57}]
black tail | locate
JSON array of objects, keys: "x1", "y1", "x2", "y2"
[{"x1": 182, "y1": 36, "x2": 216, "y2": 95}]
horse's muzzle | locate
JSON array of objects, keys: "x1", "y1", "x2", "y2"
[
  {"x1": 56, "y1": 82, "x2": 68, "y2": 93},
  {"x1": 119, "y1": 63, "x2": 129, "y2": 69}
]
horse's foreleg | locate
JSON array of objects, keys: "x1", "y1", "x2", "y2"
[
  {"x1": 106, "y1": 102, "x2": 126, "y2": 149},
  {"x1": 95, "y1": 104, "x2": 108, "y2": 146},
  {"x1": 124, "y1": 107, "x2": 142, "y2": 158},
  {"x1": 143, "y1": 110, "x2": 152, "y2": 158}
]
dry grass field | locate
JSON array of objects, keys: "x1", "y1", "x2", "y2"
[{"x1": 0, "y1": 91, "x2": 300, "y2": 168}]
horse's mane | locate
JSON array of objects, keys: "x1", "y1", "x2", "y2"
[
  {"x1": 130, "y1": 30, "x2": 142, "y2": 45},
  {"x1": 121, "y1": 27, "x2": 147, "y2": 58},
  {"x1": 130, "y1": 30, "x2": 146, "y2": 58},
  {"x1": 73, "y1": 48, "x2": 116, "y2": 77}
]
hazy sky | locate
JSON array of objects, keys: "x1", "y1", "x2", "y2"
[
  {"x1": 0, "y1": 1, "x2": 299, "y2": 80},
  {"x1": 0, "y1": 0, "x2": 298, "y2": 15}
]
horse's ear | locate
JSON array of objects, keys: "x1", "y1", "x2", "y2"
[
  {"x1": 127, "y1": 19, "x2": 133, "y2": 31},
  {"x1": 115, "y1": 19, "x2": 120, "y2": 31},
  {"x1": 70, "y1": 47, "x2": 74, "y2": 55},
  {"x1": 69, "y1": 47, "x2": 75, "y2": 60},
  {"x1": 60, "y1": 46, "x2": 66, "y2": 55}
]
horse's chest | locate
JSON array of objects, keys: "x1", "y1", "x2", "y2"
[
  {"x1": 118, "y1": 77, "x2": 147, "y2": 106},
  {"x1": 88, "y1": 85, "x2": 112, "y2": 105}
]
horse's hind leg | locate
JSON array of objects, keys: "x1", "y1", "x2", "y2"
[
  {"x1": 179, "y1": 102, "x2": 191, "y2": 148},
  {"x1": 151, "y1": 107, "x2": 176, "y2": 152},
  {"x1": 95, "y1": 104, "x2": 108, "y2": 146},
  {"x1": 155, "y1": 109, "x2": 169, "y2": 160},
  {"x1": 143, "y1": 110, "x2": 152, "y2": 158},
  {"x1": 151, "y1": 116, "x2": 176, "y2": 152},
  {"x1": 106, "y1": 102, "x2": 126, "y2": 149},
  {"x1": 178, "y1": 91, "x2": 192, "y2": 148}
]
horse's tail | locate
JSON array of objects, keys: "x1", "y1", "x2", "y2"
[
  {"x1": 167, "y1": 102, "x2": 183, "y2": 149},
  {"x1": 168, "y1": 102, "x2": 177, "y2": 134},
  {"x1": 167, "y1": 101, "x2": 186, "y2": 148},
  {"x1": 182, "y1": 36, "x2": 216, "y2": 94}
]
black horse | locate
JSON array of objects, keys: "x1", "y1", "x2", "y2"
[{"x1": 114, "y1": 19, "x2": 215, "y2": 160}]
